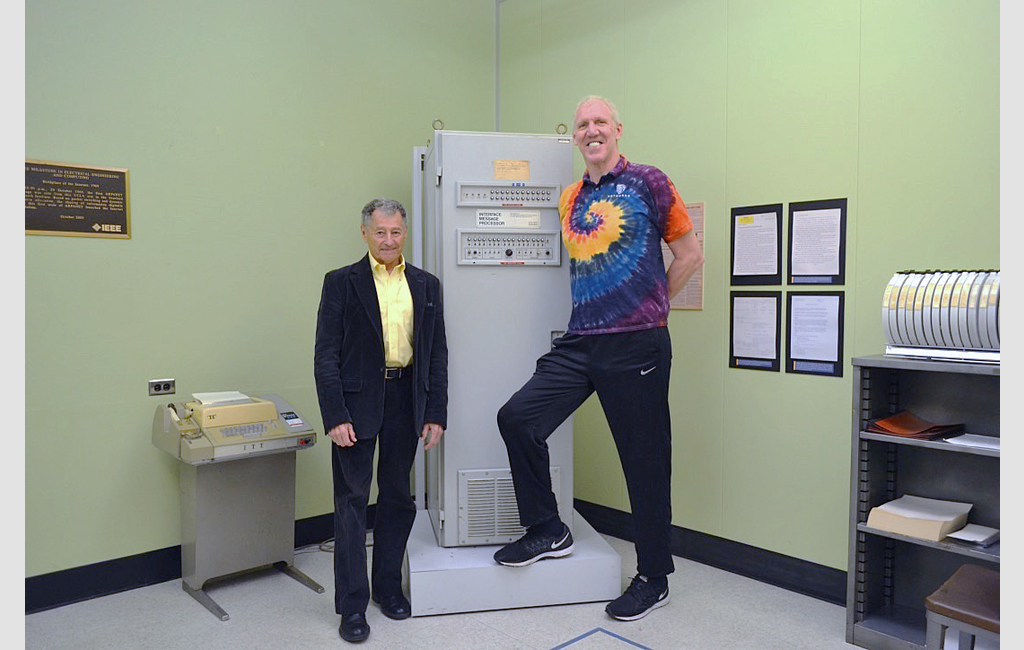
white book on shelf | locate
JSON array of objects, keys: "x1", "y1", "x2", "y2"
[
  {"x1": 866, "y1": 495, "x2": 972, "y2": 542},
  {"x1": 945, "y1": 434, "x2": 1000, "y2": 451},
  {"x1": 945, "y1": 523, "x2": 999, "y2": 547}
]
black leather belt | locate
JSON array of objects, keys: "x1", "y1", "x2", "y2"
[{"x1": 384, "y1": 367, "x2": 407, "y2": 380}]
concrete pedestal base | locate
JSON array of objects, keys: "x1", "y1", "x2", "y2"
[{"x1": 406, "y1": 509, "x2": 622, "y2": 616}]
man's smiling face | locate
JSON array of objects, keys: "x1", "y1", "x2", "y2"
[{"x1": 573, "y1": 99, "x2": 622, "y2": 175}]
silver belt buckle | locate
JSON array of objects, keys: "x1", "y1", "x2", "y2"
[{"x1": 384, "y1": 367, "x2": 402, "y2": 380}]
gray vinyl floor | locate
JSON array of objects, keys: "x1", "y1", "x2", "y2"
[{"x1": 25, "y1": 535, "x2": 858, "y2": 650}]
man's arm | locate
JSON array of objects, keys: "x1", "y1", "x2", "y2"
[
  {"x1": 665, "y1": 230, "x2": 704, "y2": 299},
  {"x1": 313, "y1": 271, "x2": 354, "y2": 439},
  {"x1": 421, "y1": 276, "x2": 448, "y2": 447}
]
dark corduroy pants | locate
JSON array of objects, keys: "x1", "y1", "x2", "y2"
[{"x1": 331, "y1": 373, "x2": 418, "y2": 615}]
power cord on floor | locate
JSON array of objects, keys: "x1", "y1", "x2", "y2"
[{"x1": 295, "y1": 532, "x2": 373, "y2": 556}]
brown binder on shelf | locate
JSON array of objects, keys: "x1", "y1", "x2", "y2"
[{"x1": 866, "y1": 410, "x2": 965, "y2": 440}]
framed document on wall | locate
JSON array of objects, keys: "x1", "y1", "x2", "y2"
[
  {"x1": 26, "y1": 160, "x2": 130, "y2": 238},
  {"x1": 786, "y1": 291, "x2": 845, "y2": 377},
  {"x1": 730, "y1": 203, "x2": 782, "y2": 286},
  {"x1": 729, "y1": 291, "x2": 781, "y2": 372},
  {"x1": 788, "y1": 198, "x2": 846, "y2": 285}
]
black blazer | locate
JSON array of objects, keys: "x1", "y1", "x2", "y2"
[{"x1": 314, "y1": 255, "x2": 448, "y2": 439}]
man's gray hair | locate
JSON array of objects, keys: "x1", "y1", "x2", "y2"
[
  {"x1": 361, "y1": 198, "x2": 407, "y2": 226},
  {"x1": 575, "y1": 95, "x2": 621, "y2": 125}
]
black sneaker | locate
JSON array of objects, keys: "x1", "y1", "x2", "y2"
[
  {"x1": 605, "y1": 574, "x2": 670, "y2": 621},
  {"x1": 493, "y1": 523, "x2": 574, "y2": 567}
]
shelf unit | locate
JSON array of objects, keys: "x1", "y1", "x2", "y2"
[{"x1": 846, "y1": 355, "x2": 999, "y2": 650}]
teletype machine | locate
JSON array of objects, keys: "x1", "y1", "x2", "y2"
[{"x1": 153, "y1": 391, "x2": 323, "y2": 620}]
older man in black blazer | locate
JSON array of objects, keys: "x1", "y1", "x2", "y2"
[{"x1": 314, "y1": 198, "x2": 447, "y2": 643}]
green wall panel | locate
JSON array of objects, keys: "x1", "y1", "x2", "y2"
[
  {"x1": 25, "y1": 0, "x2": 494, "y2": 577},
  {"x1": 25, "y1": 0, "x2": 999, "y2": 580},
  {"x1": 719, "y1": 0, "x2": 860, "y2": 567},
  {"x1": 855, "y1": 0, "x2": 1000, "y2": 353},
  {"x1": 500, "y1": 0, "x2": 998, "y2": 571}
]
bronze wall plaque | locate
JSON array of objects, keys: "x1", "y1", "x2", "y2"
[{"x1": 25, "y1": 160, "x2": 130, "y2": 238}]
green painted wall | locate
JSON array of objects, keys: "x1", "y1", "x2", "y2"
[
  {"x1": 499, "y1": 0, "x2": 999, "y2": 570},
  {"x1": 26, "y1": 0, "x2": 999, "y2": 581},
  {"x1": 24, "y1": 0, "x2": 494, "y2": 578}
]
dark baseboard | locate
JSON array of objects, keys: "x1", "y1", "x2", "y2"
[
  {"x1": 28, "y1": 501, "x2": 846, "y2": 614},
  {"x1": 26, "y1": 509, "x2": 350, "y2": 615},
  {"x1": 25, "y1": 545, "x2": 183, "y2": 615},
  {"x1": 573, "y1": 499, "x2": 847, "y2": 606},
  {"x1": 295, "y1": 512, "x2": 335, "y2": 549}
]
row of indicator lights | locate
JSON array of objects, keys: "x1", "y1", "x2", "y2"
[
  {"x1": 465, "y1": 236, "x2": 554, "y2": 244},
  {"x1": 489, "y1": 189, "x2": 552, "y2": 199}
]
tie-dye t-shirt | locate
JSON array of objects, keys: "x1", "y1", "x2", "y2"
[{"x1": 559, "y1": 156, "x2": 692, "y2": 334}]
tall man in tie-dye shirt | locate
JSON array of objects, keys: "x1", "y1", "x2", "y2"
[{"x1": 493, "y1": 96, "x2": 704, "y2": 622}]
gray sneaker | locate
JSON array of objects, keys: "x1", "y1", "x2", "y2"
[
  {"x1": 493, "y1": 524, "x2": 574, "y2": 567},
  {"x1": 605, "y1": 574, "x2": 669, "y2": 620}
]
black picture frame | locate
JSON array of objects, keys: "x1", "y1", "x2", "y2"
[
  {"x1": 787, "y1": 198, "x2": 846, "y2": 285},
  {"x1": 730, "y1": 203, "x2": 782, "y2": 286},
  {"x1": 729, "y1": 291, "x2": 781, "y2": 372},
  {"x1": 785, "y1": 291, "x2": 845, "y2": 377}
]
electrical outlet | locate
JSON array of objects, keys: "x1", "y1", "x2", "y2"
[{"x1": 149, "y1": 378, "x2": 176, "y2": 396}]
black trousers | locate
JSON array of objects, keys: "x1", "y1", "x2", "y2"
[
  {"x1": 331, "y1": 373, "x2": 419, "y2": 615},
  {"x1": 497, "y1": 327, "x2": 674, "y2": 579}
]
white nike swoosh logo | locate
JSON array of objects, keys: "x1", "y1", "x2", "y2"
[
  {"x1": 551, "y1": 531, "x2": 570, "y2": 549},
  {"x1": 640, "y1": 366, "x2": 657, "y2": 376}
]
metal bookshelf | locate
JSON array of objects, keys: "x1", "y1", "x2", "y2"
[{"x1": 846, "y1": 356, "x2": 999, "y2": 650}]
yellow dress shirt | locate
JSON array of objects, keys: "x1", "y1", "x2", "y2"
[{"x1": 368, "y1": 253, "x2": 414, "y2": 368}]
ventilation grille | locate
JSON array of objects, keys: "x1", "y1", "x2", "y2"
[{"x1": 457, "y1": 467, "x2": 560, "y2": 546}]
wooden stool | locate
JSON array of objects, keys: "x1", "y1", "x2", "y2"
[{"x1": 925, "y1": 564, "x2": 999, "y2": 650}]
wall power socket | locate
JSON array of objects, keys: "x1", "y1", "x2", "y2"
[{"x1": 148, "y1": 378, "x2": 176, "y2": 396}]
